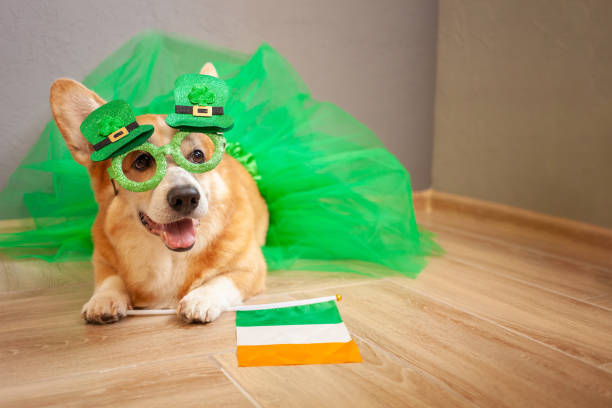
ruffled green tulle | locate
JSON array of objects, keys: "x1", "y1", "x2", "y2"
[{"x1": 0, "y1": 32, "x2": 440, "y2": 277}]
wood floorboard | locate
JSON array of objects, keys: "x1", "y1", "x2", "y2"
[
  {"x1": 0, "y1": 311, "x2": 235, "y2": 387},
  {"x1": 2, "y1": 194, "x2": 612, "y2": 407},
  {"x1": 416, "y1": 211, "x2": 612, "y2": 270},
  {"x1": 394, "y1": 258, "x2": 612, "y2": 365},
  {"x1": 589, "y1": 294, "x2": 612, "y2": 310},
  {"x1": 0, "y1": 255, "x2": 92, "y2": 292},
  {"x1": 0, "y1": 355, "x2": 254, "y2": 408},
  {"x1": 421, "y1": 223, "x2": 612, "y2": 300},
  {"x1": 0, "y1": 284, "x2": 91, "y2": 333},
  {"x1": 0, "y1": 288, "x2": 292, "y2": 388},
  {"x1": 264, "y1": 269, "x2": 373, "y2": 295},
  {"x1": 215, "y1": 337, "x2": 476, "y2": 408},
  {"x1": 288, "y1": 282, "x2": 612, "y2": 408}
]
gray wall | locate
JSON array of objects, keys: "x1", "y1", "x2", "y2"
[
  {"x1": 433, "y1": 0, "x2": 612, "y2": 228},
  {"x1": 0, "y1": 0, "x2": 438, "y2": 190}
]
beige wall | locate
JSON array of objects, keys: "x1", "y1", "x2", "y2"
[{"x1": 433, "y1": 0, "x2": 612, "y2": 228}]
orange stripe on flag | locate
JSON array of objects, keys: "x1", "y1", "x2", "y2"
[{"x1": 237, "y1": 340, "x2": 362, "y2": 367}]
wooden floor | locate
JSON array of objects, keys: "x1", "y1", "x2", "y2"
[{"x1": 1, "y1": 191, "x2": 611, "y2": 407}]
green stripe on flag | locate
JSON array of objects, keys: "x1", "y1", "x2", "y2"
[{"x1": 236, "y1": 300, "x2": 343, "y2": 327}]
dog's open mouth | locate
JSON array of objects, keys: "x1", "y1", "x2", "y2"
[{"x1": 139, "y1": 212, "x2": 200, "y2": 252}]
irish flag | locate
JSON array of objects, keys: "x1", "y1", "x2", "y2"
[{"x1": 234, "y1": 296, "x2": 362, "y2": 367}]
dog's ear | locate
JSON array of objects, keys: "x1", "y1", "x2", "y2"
[
  {"x1": 200, "y1": 62, "x2": 219, "y2": 78},
  {"x1": 50, "y1": 78, "x2": 106, "y2": 167}
]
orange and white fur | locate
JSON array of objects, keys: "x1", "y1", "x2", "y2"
[{"x1": 50, "y1": 63, "x2": 268, "y2": 324}]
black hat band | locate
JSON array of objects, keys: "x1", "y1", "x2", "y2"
[
  {"x1": 92, "y1": 121, "x2": 139, "y2": 151},
  {"x1": 175, "y1": 105, "x2": 224, "y2": 117}
]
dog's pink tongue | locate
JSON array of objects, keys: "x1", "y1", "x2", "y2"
[{"x1": 161, "y1": 219, "x2": 196, "y2": 250}]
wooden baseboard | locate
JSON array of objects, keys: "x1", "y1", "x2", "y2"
[
  {"x1": 412, "y1": 189, "x2": 612, "y2": 251},
  {"x1": 0, "y1": 218, "x2": 36, "y2": 234},
  {"x1": 411, "y1": 189, "x2": 433, "y2": 213}
]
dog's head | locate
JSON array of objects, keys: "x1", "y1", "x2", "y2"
[{"x1": 50, "y1": 63, "x2": 226, "y2": 252}]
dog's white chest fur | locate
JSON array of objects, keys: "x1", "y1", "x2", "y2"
[
  {"x1": 113, "y1": 221, "x2": 193, "y2": 308},
  {"x1": 128, "y1": 251, "x2": 191, "y2": 308}
]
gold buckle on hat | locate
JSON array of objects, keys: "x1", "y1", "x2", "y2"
[
  {"x1": 108, "y1": 127, "x2": 129, "y2": 143},
  {"x1": 193, "y1": 106, "x2": 212, "y2": 117}
]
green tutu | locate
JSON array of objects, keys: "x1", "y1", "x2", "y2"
[{"x1": 0, "y1": 32, "x2": 440, "y2": 277}]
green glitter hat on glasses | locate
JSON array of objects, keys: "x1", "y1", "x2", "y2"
[
  {"x1": 80, "y1": 100, "x2": 154, "y2": 162},
  {"x1": 165, "y1": 73, "x2": 234, "y2": 130}
]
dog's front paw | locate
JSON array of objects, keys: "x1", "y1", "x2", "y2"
[
  {"x1": 177, "y1": 277, "x2": 242, "y2": 323},
  {"x1": 81, "y1": 292, "x2": 129, "y2": 324},
  {"x1": 177, "y1": 291, "x2": 225, "y2": 323}
]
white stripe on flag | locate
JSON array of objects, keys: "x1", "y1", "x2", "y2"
[{"x1": 236, "y1": 322, "x2": 352, "y2": 346}]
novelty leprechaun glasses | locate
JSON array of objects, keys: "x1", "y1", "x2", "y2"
[{"x1": 108, "y1": 131, "x2": 226, "y2": 192}]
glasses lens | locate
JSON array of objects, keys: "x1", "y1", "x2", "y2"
[
  {"x1": 180, "y1": 133, "x2": 216, "y2": 167},
  {"x1": 122, "y1": 150, "x2": 158, "y2": 182}
]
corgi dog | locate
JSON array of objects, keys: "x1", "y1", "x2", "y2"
[{"x1": 50, "y1": 63, "x2": 268, "y2": 324}]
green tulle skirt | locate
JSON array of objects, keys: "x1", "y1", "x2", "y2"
[{"x1": 0, "y1": 32, "x2": 440, "y2": 277}]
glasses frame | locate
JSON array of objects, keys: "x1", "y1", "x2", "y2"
[{"x1": 107, "y1": 131, "x2": 226, "y2": 192}]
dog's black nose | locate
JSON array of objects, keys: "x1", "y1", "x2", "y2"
[{"x1": 167, "y1": 185, "x2": 200, "y2": 214}]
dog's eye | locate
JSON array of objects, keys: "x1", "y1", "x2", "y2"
[
  {"x1": 188, "y1": 149, "x2": 206, "y2": 164},
  {"x1": 132, "y1": 153, "x2": 153, "y2": 171}
]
